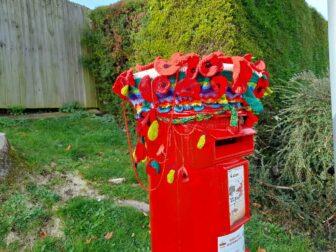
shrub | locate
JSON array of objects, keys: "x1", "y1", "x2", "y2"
[
  {"x1": 251, "y1": 72, "x2": 335, "y2": 249},
  {"x1": 133, "y1": 0, "x2": 328, "y2": 81},
  {"x1": 81, "y1": 0, "x2": 146, "y2": 123}
]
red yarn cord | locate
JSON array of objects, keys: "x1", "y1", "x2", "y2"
[{"x1": 121, "y1": 100, "x2": 172, "y2": 192}]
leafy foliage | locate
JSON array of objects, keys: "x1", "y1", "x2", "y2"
[
  {"x1": 7, "y1": 105, "x2": 25, "y2": 116},
  {"x1": 251, "y1": 72, "x2": 335, "y2": 250},
  {"x1": 81, "y1": 0, "x2": 146, "y2": 123},
  {"x1": 132, "y1": 0, "x2": 237, "y2": 63},
  {"x1": 133, "y1": 0, "x2": 328, "y2": 81},
  {"x1": 232, "y1": 0, "x2": 328, "y2": 79},
  {"x1": 59, "y1": 101, "x2": 83, "y2": 113}
]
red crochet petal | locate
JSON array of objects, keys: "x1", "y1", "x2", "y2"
[
  {"x1": 213, "y1": 51, "x2": 225, "y2": 58},
  {"x1": 152, "y1": 76, "x2": 171, "y2": 94},
  {"x1": 154, "y1": 58, "x2": 180, "y2": 76},
  {"x1": 185, "y1": 54, "x2": 200, "y2": 79},
  {"x1": 199, "y1": 53, "x2": 222, "y2": 77},
  {"x1": 210, "y1": 75, "x2": 229, "y2": 98},
  {"x1": 232, "y1": 57, "x2": 253, "y2": 94},
  {"x1": 243, "y1": 53, "x2": 252, "y2": 62},
  {"x1": 112, "y1": 75, "x2": 128, "y2": 99},
  {"x1": 252, "y1": 60, "x2": 266, "y2": 72},
  {"x1": 175, "y1": 78, "x2": 201, "y2": 99},
  {"x1": 139, "y1": 75, "x2": 157, "y2": 102},
  {"x1": 170, "y1": 52, "x2": 184, "y2": 65},
  {"x1": 136, "y1": 62, "x2": 154, "y2": 72},
  {"x1": 126, "y1": 68, "x2": 135, "y2": 87},
  {"x1": 135, "y1": 142, "x2": 147, "y2": 163},
  {"x1": 254, "y1": 72, "x2": 270, "y2": 98},
  {"x1": 245, "y1": 111, "x2": 259, "y2": 128}
]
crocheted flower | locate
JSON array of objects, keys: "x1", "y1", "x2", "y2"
[
  {"x1": 152, "y1": 76, "x2": 171, "y2": 95},
  {"x1": 119, "y1": 68, "x2": 135, "y2": 87},
  {"x1": 232, "y1": 57, "x2": 253, "y2": 94},
  {"x1": 154, "y1": 58, "x2": 180, "y2": 76},
  {"x1": 139, "y1": 75, "x2": 157, "y2": 102},
  {"x1": 184, "y1": 54, "x2": 200, "y2": 79},
  {"x1": 254, "y1": 72, "x2": 270, "y2": 98},
  {"x1": 112, "y1": 75, "x2": 129, "y2": 99},
  {"x1": 175, "y1": 78, "x2": 201, "y2": 99},
  {"x1": 199, "y1": 53, "x2": 222, "y2": 77},
  {"x1": 210, "y1": 75, "x2": 229, "y2": 98}
]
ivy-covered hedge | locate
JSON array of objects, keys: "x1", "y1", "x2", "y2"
[
  {"x1": 82, "y1": 0, "x2": 328, "y2": 116},
  {"x1": 134, "y1": 0, "x2": 328, "y2": 80},
  {"x1": 81, "y1": 0, "x2": 146, "y2": 122}
]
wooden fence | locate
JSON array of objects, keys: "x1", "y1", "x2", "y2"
[{"x1": 0, "y1": 0, "x2": 97, "y2": 108}]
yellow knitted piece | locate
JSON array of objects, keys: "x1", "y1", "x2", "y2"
[
  {"x1": 148, "y1": 120, "x2": 159, "y2": 141},
  {"x1": 197, "y1": 135, "x2": 206, "y2": 149},
  {"x1": 121, "y1": 85, "x2": 129, "y2": 96},
  {"x1": 167, "y1": 170, "x2": 175, "y2": 184}
]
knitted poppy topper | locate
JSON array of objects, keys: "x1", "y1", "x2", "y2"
[{"x1": 112, "y1": 52, "x2": 271, "y2": 120}]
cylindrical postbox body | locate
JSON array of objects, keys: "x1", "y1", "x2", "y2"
[{"x1": 147, "y1": 111, "x2": 253, "y2": 252}]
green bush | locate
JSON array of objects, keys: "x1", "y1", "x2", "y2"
[
  {"x1": 82, "y1": 0, "x2": 328, "y2": 119},
  {"x1": 133, "y1": 0, "x2": 328, "y2": 81},
  {"x1": 251, "y1": 72, "x2": 335, "y2": 250},
  {"x1": 81, "y1": 0, "x2": 146, "y2": 123}
]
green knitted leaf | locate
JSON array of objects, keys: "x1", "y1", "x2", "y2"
[{"x1": 243, "y1": 88, "x2": 264, "y2": 113}]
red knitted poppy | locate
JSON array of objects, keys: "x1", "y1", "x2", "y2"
[
  {"x1": 199, "y1": 53, "x2": 223, "y2": 77},
  {"x1": 112, "y1": 75, "x2": 128, "y2": 99},
  {"x1": 232, "y1": 57, "x2": 253, "y2": 94},
  {"x1": 139, "y1": 75, "x2": 157, "y2": 102},
  {"x1": 254, "y1": 72, "x2": 270, "y2": 98},
  {"x1": 175, "y1": 78, "x2": 201, "y2": 99},
  {"x1": 210, "y1": 75, "x2": 229, "y2": 98},
  {"x1": 154, "y1": 58, "x2": 180, "y2": 76},
  {"x1": 152, "y1": 76, "x2": 171, "y2": 95}
]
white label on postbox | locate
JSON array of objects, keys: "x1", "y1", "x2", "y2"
[
  {"x1": 218, "y1": 225, "x2": 245, "y2": 252},
  {"x1": 228, "y1": 165, "x2": 246, "y2": 226}
]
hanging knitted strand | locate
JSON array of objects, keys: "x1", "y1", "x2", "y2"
[{"x1": 121, "y1": 100, "x2": 173, "y2": 192}]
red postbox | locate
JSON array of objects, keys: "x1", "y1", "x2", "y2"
[
  {"x1": 112, "y1": 52, "x2": 271, "y2": 252},
  {"x1": 148, "y1": 111, "x2": 253, "y2": 252}
]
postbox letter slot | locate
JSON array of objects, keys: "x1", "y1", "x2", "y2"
[
  {"x1": 215, "y1": 138, "x2": 237, "y2": 147},
  {"x1": 215, "y1": 135, "x2": 254, "y2": 159}
]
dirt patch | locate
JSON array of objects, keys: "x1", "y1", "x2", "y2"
[
  {"x1": 5, "y1": 231, "x2": 36, "y2": 251},
  {"x1": 34, "y1": 170, "x2": 105, "y2": 202},
  {"x1": 53, "y1": 171, "x2": 105, "y2": 201},
  {"x1": 41, "y1": 216, "x2": 64, "y2": 238}
]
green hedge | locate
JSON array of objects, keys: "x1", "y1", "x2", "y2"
[
  {"x1": 81, "y1": 0, "x2": 146, "y2": 122},
  {"x1": 134, "y1": 0, "x2": 328, "y2": 80},
  {"x1": 83, "y1": 0, "x2": 328, "y2": 116}
]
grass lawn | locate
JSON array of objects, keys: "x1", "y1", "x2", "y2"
[{"x1": 0, "y1": 112, "x2": 313, "y2": 251}]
